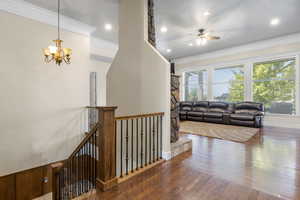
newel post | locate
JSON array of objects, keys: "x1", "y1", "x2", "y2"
[{"x1": 96, "y1": 106, "x2": 118, "y2": 191}]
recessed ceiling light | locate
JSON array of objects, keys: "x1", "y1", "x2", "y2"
[
  {"x1": 204, "y1": 11, "x2": 211, "y2": 16},
  {"x1": 160, "y1": 26, "x2": 168, "y2": 33},
  {"x1": 166, "y1": 49, "x2": 172, "y2": 53},
  {"x1": 270, "y1": 18, "x2": 280, "y2": 26},
  {"x1": 188, "y1": 43, "x2": 194, "y2": 46},
  {"x1": 104, "y1": 23, "x2": 112, "y2": 31}
]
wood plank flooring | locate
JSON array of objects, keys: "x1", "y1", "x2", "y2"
[{"x1": 84, "y1": 126, "x2": 300, "y2": 200}]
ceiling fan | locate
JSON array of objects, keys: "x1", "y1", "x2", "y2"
[{"x1": 195, "y1": 28, "x2": 221, "y2": 46}]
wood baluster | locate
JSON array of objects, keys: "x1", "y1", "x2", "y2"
[
  {"x1": 69, "y1": 160, "x2": 72, "y2": 198},
  {"x1": 126, "y1": 120, "x2": 129, "y2": 175},
  {"x1": 149, "y1": 117, "x2": 152, "y2": 164},
  {"x1": 76, "y1": 153, "x2": 79, "y2": 197},
  {"x1": 87, "y1": 143, "x2": 89, "y2": 191},
  {"x1": 84, "y1": 143, "x2": 87, "y2": 192},
  {"x1": 82, "y1": 145, "x2": 85, "y2": 193},
  {"x1": 156, "y1": 116, "x2": 159, "y2": 161},
  {"x1": 160, "y1": 115, "x2": 163, "y2": 159},
  {"x1": 152, "y1": 116, "x2": 155, "y2": 163},
  {"x1": 131, "y1": 119, "x2": 134, "y2": 173},
  {"x1": 140, "y1": 118, "x2": 143, "y2": 168},
  {"x1": 136, "y1": 118, "x2": 139, "y2": 170},
  {"x1": 60, "y1": 169, "x2": 63, "y2": 199},
  {"x1": 80, "y1": 148, "x2": 83, "y2": 195},
  {"x1": 115, "y1": 120, "x2": 117, "y2": 177},
  {"x1": 120, "y1": 120, "x2": 123, "y2": 177},
  {"x1": 94, "y1": 132, "x2": 97, "y2": 186},
  {"x1": 145, "y1": 117, "x2": 147, "y2": 167}
]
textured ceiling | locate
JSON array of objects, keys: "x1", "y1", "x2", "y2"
[{"x1": 25, "y1": 0, "x2": 300, "y2": 59}]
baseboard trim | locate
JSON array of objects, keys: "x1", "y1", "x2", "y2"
[{"x1": 117, "y1": 159, "x2": 165, "y2": 184}]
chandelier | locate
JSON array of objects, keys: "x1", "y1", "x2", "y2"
[{"x1": 43, "y1": 0, "x2": 72, "y2": 66}]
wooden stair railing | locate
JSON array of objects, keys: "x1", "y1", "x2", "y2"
[
  {"x1": 52, "y1": 107, "x2": 165, "y2": 199},
  {"x1": 115, "y1": 112, "x2": 165, "y2": 182},
  {"x1": 52, "y1": 106, "x2": 118, "y2": 199},
  {"x1": 52, "y1": 123, "x2": 99, "y2": 200}
]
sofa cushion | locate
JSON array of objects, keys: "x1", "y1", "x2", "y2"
[
  {"x1": 188, "y1": 111, "x2": 204, "y2": 117},
  {"x1": 192, "y1": 101, "x2": 209, "y2": 112},
  {"x1": 230, "y1": 113, "x2": 255, "y2": 121},
  {"x1": 179, "y1": 111, "x2": 187, "y2": 115},
  {"x1": 235, "y1": 109, "x2": 260, "y2": 115},
  {"x1": 181, "y1": 102, "x2": 193, "y2": 111},
  {"x1": 235, "y1": 102, "x2": 263, "y2": 112},
  {"x1": 209, "y1": 102, "x2": 229, "y2": 113},
  {"x1": 204, "y1": 112, "x2": 223, "y2": 118}
]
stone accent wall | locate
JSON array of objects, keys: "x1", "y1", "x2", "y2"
[
  {"x1": 148, "y1": 0, "x2": 156, "y2": 47},
  {"x1": 171, "y1": 74, "x2": 180, "y2": 143}
]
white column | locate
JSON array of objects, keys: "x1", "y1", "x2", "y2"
[
  {"x1": 244, "y1": 62, "x2": 253, "y2": 101},
  {"x1": 207, "y1": 67, "x2": 214, "y2": 101},
  {"x1": 296, "y1": 54, "x2": 300, "y2": 116},
  {"x1": 180, "y1": 72, "x2": 185, "y2": 101}
]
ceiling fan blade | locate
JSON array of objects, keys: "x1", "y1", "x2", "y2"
[{"x1": 206, "y1": 35, "x2": 221, "y2": 40}]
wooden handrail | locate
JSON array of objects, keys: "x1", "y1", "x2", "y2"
[
  {"x1": 86, "y1": 106, "x2": 118, "y2": 110},
  {"x1": 69, "y1": 122, "x2": 100, "y2": 158},
  {"x1": 115, "y1": 112, "x2": 165, "y2": 120}
]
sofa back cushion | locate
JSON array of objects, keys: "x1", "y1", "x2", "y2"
[
  {"x1": 180, "y1": 101, "x2": 193, "y2": 111},
  {"x1": 208, "y1": 102, "x2": 229, "y2": 113},
  {"x1": 234, "y1": 102, "x2": 264, "y2": 114},
  {"x1": 192, "y1": 101, "x2": 209, "y2": 112}
]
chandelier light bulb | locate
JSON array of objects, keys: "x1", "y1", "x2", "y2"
[{"x1": 49, "y1": 46, "x2": 58, "y2": 54}]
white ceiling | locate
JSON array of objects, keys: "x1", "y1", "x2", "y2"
[{"x1": 24, "y1": 0, "x2": 300, "y2": 59}]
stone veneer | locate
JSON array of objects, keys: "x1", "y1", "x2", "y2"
[{"x1": 170, "y1": 136, "x2": 192, "y2": 158}]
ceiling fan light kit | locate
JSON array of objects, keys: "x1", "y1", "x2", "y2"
[{"x1": 194, "y1": 28, "x2": 220, "y2": 46}]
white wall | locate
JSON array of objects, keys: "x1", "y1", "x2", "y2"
[
  {"x1": 0, "y1": 11, "x2": 110, "y2": 176},
  {"x1": 175, "y1": 34, "x2": 300, "y2": 129},
  {"x1": 107, "y1": 0, "x2": 171, "y2": 154}
]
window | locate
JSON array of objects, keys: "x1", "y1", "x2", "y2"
[
  {"x1": 253, "y1": 58, "x2": 296, "y2": 115},
  {"x1": 184, "y1": 70, "x2": 208, "y2": 101},
  {"x1": 213, "y1": 66, "x2": 244, "y2": 102}
]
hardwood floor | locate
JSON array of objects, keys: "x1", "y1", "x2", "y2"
[{"x1": 85, "y1": 126, "x2": 300, "y2": 200}]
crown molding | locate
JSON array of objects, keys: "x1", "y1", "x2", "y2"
[
  {"x1": 90, "y1": 37, "x2": 118, "y2": 59},
  {"x1": 0, "y1": 0, "x2": 96, "y2": 36},
  {"x1": 175, "y1": 33, "x2": 300, "y2": 65}
]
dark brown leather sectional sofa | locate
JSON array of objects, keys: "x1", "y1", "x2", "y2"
[{"x1": 179, "y1": 101, "x2": 264, "y2": 128}]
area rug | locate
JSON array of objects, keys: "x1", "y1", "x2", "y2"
[{"x1": 180, "y1": 121, "x2": 259, "y2": 143}]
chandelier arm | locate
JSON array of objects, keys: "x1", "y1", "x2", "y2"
[
  {"x1": 44, "y1": 56, "x2": 53, "y2": 63},
  {"x1": 63, "y1": 57, "x2": 71, "y2": 64}
]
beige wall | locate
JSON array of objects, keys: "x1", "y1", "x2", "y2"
[
  {"x1": 107, "y1": 0, "x2": 171, "y2": 154},
  {"x1": 0, "y1": 11, "x2": 110, "y2": 176}
]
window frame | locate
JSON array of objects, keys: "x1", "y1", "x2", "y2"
[
  {"x1": 251, "y1": 58, "x2": 297, "y2": 116},
  {"x1": 183, "y1": 70, "x2": 208, "y2": 101}
]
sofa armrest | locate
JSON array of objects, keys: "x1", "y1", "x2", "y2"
[
  {"x1": 255, "y1": 115, "x2": 264, "y2": 128},
  {"x1": 255, "y1": 111, "x2": 264, "y2": 116}
]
